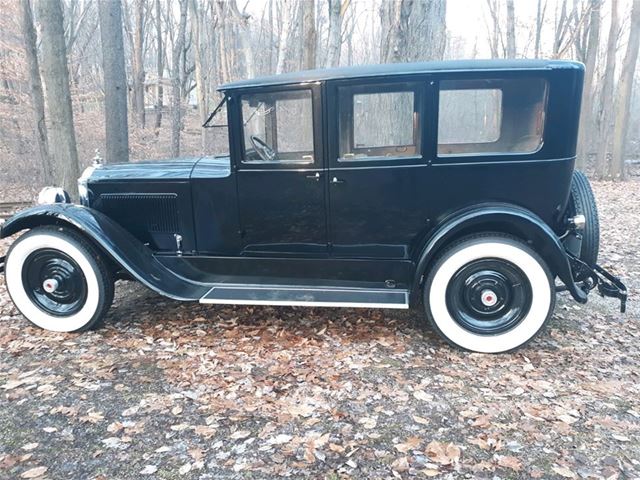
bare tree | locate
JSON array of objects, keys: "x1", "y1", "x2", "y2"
[
  {"x1": 595, "y1": 0, "x2": 620, "y2": 179},
  {"x1": 380, "y1": 0, "x2": 412, "y2": 63},
  {"x1": 326, "y1": 0, "x2": 348, "y2": 67},
  {"x1": 20, "y1": 0, "x2": 51, "y2": 183},
  {"x1": 301, "y1": 0, "x2": 317, "y2": 69},
  {"x1": 276, "y1": 0, "x2": 294, "y2": 73},
  {"x1": 171, "y1": 0, "x2": 188, "y2": 157},
  {"x1": 154, "y1": 0, "x2": 164, "y2": 131},
  {"x1": 98, "y1": 0, "x2": 129, "y2": 164},
  {"x1": 131, "y1": 0, "x2": 146, "y2": 128},
  {"x1": 611, "y1": 0, "x2": 640, "y2": 179},
  {"x1": 576, "y1": 0, "x2": 601, "y2": 169},
  {"x1": 407, "y1": 0, "x2": 447, "y2": 61},
  {"x1": 34, "y1": 0, "x2": 80, "y2": 196},
  {"x1": 506, "y1": 0, "x2": 516, "y2": 57},
  {"x1": 534, "y1": 0, "x2": 548, "y2": 58}
]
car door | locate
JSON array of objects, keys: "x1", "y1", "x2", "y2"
[
  {"x1": 327, "y1": 79, "x2": 432, "y2": 260},
  {"x1": 235, "y1": 84, "x2": 327, "y2": 256}
]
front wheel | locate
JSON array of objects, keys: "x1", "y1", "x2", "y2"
[
  {"x1": 424, "y1": 234, "x2": 555, "y2": 353},
  {"x1": 4, "y1": 226, "x2": 114, "y2": 332}
]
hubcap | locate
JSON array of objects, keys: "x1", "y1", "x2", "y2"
[
  {"x1": 480, "y1": 289, "x2": 498, "y2": 307},
  {"x1": 43, "y1": 278, "x2": 59, "y2": 294},
  {"x1": 446, "y1": 259, "x2": 532, "y2": 335},
  {"x1": 22, "y1": 249, "x2": 88, "y2": 317}
]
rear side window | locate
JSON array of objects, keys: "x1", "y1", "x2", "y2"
[
  {"x1": 338, "y1": 83, "x2": 421, "y2": 161},
  {"x1": 438, "y1": 78, "x2": 548, "y2": 156}
]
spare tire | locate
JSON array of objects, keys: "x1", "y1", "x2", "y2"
[{"x1": 566, "y1": 170, "x2": 599, "y2": 269}]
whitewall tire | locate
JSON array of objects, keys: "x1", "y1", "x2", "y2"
[
  {"x1": 4, "y1": 227, "x2": 114, "y2": 332},
  {"x1": 424, "y1": 234, "x2": 555, "y2": 353}
]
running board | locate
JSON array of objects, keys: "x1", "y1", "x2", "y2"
[{"x1": 199, "y1": 284, "x2": 409, "y2": 309}]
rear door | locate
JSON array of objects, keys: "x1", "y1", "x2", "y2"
[
  {"x1": 235, "y1": 84, "x2": 327, "y2": 256},
  {"x1": 326, "y1": 78, "x2": 432, "y2": 260}
]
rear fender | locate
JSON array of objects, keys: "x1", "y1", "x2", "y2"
[
  {"x1": 412, "y1": 204, "x2": 587, "y2": 305},
  {"x1": 0, "y1": 204, "x2": 208, "y2": 301}
]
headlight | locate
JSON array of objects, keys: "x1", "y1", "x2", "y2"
[
  {"x1": 37, "y1": 187, "x2": 70, "y2": 205},
  {"x1": 77, "y1": 166, "x2": 95, "y2": 206}
]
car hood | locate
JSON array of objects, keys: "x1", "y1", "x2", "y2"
[{"x1": 87, "y1": 156, "x2": 230, "y2": 183}]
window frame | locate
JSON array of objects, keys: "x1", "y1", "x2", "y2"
[
  {"x1": 333, "y1": 80, "x2": 426, "y2": 165},
  {"x1": 435, "y1": 76, "x2": 549, "y2": 160},
  {"x1": 236, "y1": 84, "x2": 321, "y2": 169}
]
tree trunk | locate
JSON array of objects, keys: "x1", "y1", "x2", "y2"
[
  {"x1": 325, "y1": 0, "x2": 344, "y2": 67},
  {"x1": 34, "y1": 0, "x2": 80, "y2": 197},
  {"x1": 301, "y1": 0, "x2": 316, "y2": 69},
  {"x1": 407, "y1": 0, "x2": 446, "y2": 61},
  {"x1": 276, "y1": 0, "x2": 293, "y2": 73},
  {"x1": 595, "y1": 0, "x2": 619, "y2": 179},
  {"x1": 171, "y1": 0, "x2": 188, "y2": 157},
  {"x1": 576, "y1": 0, "x2": 601, "y2": 169},
  {"x1": 380, "y1": 0, "x2": 412, "y2": 64},
  {"x1": 20, "y1": 0, "x2": 52, "y2": 183},
  {"x1": 190, "y1": 0, "x2": 209, "y2": 152},
  {"x1": 611, "y1": 0, "x2": 640, "y2": 180},
  {"x1": 229, "y1": 0, "x2": 255, "y2": 79},
  {"x1": 132, "y1": 0, "x2": 146, "y2": 128},
  {"x1": 506, "y1": 0, "x2": 516, "y2": 58},
  {"x1": 98, "y1": 0, "x2": 130, "y2": 164},
  {"x1": 534, "y1": 0, "x2": 546, "y2": 58},
  {"x1": 154, "y1": 0, "x2": 164, "y2": 131}
]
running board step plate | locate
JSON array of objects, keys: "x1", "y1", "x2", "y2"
[{"x1": 200, "y1": 284, "x2": 409, "y2": 309}]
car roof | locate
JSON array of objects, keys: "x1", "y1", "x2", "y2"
[{"x1": 218, "y1": 59, "x2": 583, "y2": 91}]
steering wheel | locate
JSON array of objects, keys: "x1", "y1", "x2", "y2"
[{"x1": 250, "y1": 135, "x2": 276, "y2": 162}]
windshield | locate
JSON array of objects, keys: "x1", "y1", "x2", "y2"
[{"x1": 202, "y1": 96, "x2": 230, "y2": 157}]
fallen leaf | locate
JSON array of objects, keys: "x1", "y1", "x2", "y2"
[
  {"x1": 20, "y1": 467, "x2": 47, "y2": 479},
  {"x1": 21, "y1": 443, "x2": 38, "y2": 451},
  {"x1": 394, "y1": 436, "x2": 421, "y2": 453},
  {"x1": 230, "y1": 430, "x2": 251, "y2": 440},
  {"x1": 359, "y1": 417, "x2": 377, "y2": 429},
  {"x1": 140, "y1": 465, "x2": 158, "y2": 475},
  {"x1": 425, "y1": 441, "x2": 461, "y2": 465},
  {"x1": 552, "y1": 466, "x2": 577, "y2": 478},
  {"x1": 412, "y1": 415, "x2": 429, "y2": 425},
  {"x1": 497, "y1": 455, "x2": 522, "y2": 472},
  {"x1": 391, "y1": 456, "x2": 409, "y2": 472},
  {"x1": 268, "y1": 434, "x2": 292, "y2": 445},
  {"x1": 413, "y1": 390, "x2": 433, "y2": 402}
]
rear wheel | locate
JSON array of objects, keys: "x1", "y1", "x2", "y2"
[
  {"x1": 4, "y1": 227, "x2": 114, "y2": 332},
  {"x1": 424, "y1": 234, "x2": 555, "y2": 353}
]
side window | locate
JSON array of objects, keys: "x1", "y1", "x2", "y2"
[
  {"x1": 338, "y1": 84, "x2": 421, "y2": 161},
  {"x1": 241, "y1": 89, "x2": 314, "y2": 164},
  {"x1": 438, "y1": 78, "x2": 548, "y2": 156}
]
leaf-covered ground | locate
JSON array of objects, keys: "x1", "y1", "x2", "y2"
[{"x1": 0, "y1": 180, "x2": 638, "y2": 480}]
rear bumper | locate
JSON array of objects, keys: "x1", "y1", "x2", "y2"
[{"x1": 558, "y1": 254, "x2": 628, "y2": 313}]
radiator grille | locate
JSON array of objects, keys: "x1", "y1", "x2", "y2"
[{"x1": 97, "y1": 193, "x2": 179, "y2": 233}]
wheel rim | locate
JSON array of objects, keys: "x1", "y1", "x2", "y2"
[
  {"x1": 21, "y1": 248, "x2": 88, "y2": 317},
  {"x1": 445, "y1": 258, "x2": 532, "y2": 335}
]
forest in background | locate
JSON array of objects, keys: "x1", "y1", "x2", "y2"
[{"x1": 0, "y1": 0, "x2": 639, "y2": 200}]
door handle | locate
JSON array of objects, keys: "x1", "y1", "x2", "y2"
[
  {"x1": 331, "y1": 177, "x2": 345, "y2": 184},
  {"x1": 306, "y1": 172, "x2": 321, "y2": 181}
]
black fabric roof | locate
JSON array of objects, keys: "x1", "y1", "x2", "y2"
[{"x1": 218, "y1": 59, "x2": 582, "y2": 91}]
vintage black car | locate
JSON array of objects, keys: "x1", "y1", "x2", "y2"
[{"x1": 0, "y1": 59, "x2": 627, "y2": 353}]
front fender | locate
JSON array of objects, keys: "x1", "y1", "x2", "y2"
[
  {"x1": 412, "y1": 204, "x2": 587, "y2": 305},
  {"x1": 1, "y1": 204, "x2": 208, "y2": 301}
]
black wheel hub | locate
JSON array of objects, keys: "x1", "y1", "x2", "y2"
[
  {"x1": 446, "y1": 259, "x2": 532, "y2": 335},
  {"x1": 22, "y1": 249, "x2": 87, "y2": 316}
]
